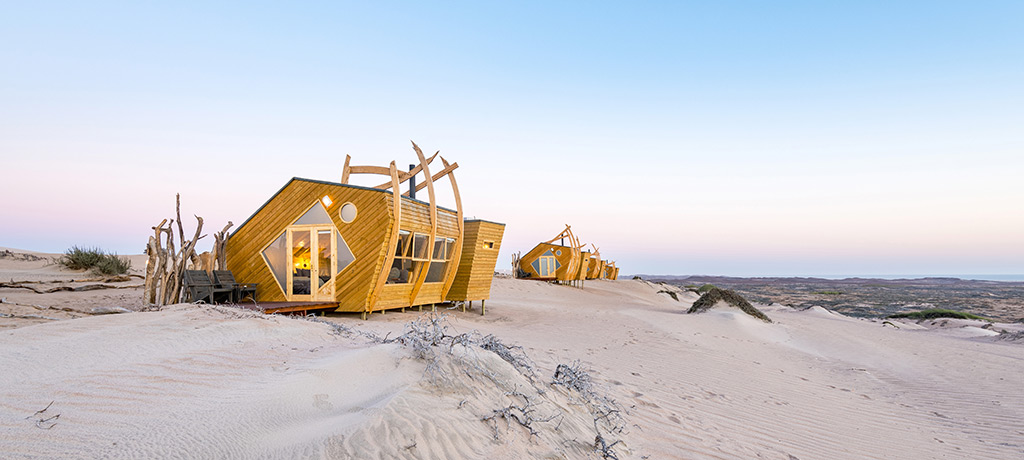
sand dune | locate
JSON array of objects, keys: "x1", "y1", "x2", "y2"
[{"x1": 1, "y1": 252, "x2": 1023, "y2": 459}]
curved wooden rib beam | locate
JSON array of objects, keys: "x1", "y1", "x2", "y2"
[
  {"x1": 543, "y1": 224, "x2": 574, "y2": 245},
  {"x1": 372, "y1": 151, "x2": 439, "y2": 190},
  {"x1": 563, "y1": 225, "x2": 579, "y2": 282},
  {"x1": 403, "y1": 161, "x2": 458, "y2": 196},
  {"x1": 367, "y1": 161, "x2": 402, "y2": 313},
  {"x1": 341, "y1": 155, "x2": 351, "y2": 184},
  {"x1": 439, "y1": 156, "x2": 463, "y2": 299},
  {"x1": 408, "y1": 141, "x2": 437, "y2": 305}
]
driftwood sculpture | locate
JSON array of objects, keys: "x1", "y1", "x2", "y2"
[{"x1": 143, "y1": 194, "x2": 231, "y2": 306}]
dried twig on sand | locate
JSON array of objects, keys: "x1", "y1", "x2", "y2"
[
  {"x1": 482, "y1": 387, "x2": 559, "y2": 439},
  {"x1": 552, "y1": 360, "x2": 627, "y2": 459},
  {"x1": 26, "y1": 401, "x2": 60, "y2": 429}
]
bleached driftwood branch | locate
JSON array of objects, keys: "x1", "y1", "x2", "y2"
[{"x1": 143, "y1": 194, "x2": 228, "y2": 306}]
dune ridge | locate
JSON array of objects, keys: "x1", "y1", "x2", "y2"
[{"x1": 1, "y1": 252, "x2": 1023, "y2": 459}]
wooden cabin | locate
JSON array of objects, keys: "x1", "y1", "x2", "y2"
[
  {"x1": 586, "y1": 247, "x2": 603, "y2": 280},
  {"x1": 603, "y1": 261, "x2": 619, "y2": 280},
  {"x1": 446, "y1": 219, "x2": 505, "y2": 307},
  {"x1": 516, "y1": 225, "x2": 582, "y2": 284},
  {"x1": 225, "y1": 143, "x2": 504, "y2": 317},
  {"x1": 574, "y1": 250, "x2": 592, "y2": 285}
]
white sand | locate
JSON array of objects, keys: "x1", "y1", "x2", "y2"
[{"x1": 1, "y1": 253, "x2": 1023, "y2": 459}]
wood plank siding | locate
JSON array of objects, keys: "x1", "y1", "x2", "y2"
[
  {"x1": 225, "y1": 179, "x2": 392, "y2": 311},
  {"x1": 576, "y1": 251, "x2": 592, "y2": 282},
  {"x1": 518, "y1": 242, "x2": 578, "y2": 281},
  {"x1": 447, "y1": 220, "x2": 506, "y2": 302},
  {"x1": 225, "y1": 175, "x2": 499, "y2": 314},
  {"x1": 587, "y1": 256, "x2": 602, "y2": 279}
]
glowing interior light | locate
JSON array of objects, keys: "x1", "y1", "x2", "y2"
[{"x1": 321, "y1": 195, "x2": 333, "y2": 207}]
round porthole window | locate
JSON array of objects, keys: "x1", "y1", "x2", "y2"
[{"x1": 340, "y1": 203, "x2": 357, "y2": 223}]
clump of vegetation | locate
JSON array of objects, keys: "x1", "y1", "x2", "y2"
[
  {"x1": 657, "y1": 290, "x2": 679, "y2": 301},
  {"x1": 59, "y1": 246, "x2": 132, "y2": 275},
  {"x1": 688, "y1": 287, "x2": 772, "y2": 323},
  {"x1": 684, "y1": 283, "x2": 718, "y2": 296},
  {"x1": 887, "y1": 309, "x2": 990, "y2": 321}
]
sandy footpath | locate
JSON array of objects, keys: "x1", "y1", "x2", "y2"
[{"x1": 1, "y1": 249, "x2": 1022, "y2": 459}]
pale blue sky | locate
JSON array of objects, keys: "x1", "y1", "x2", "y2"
[{"x1": 2, "y1": 1, "x2": 1022, "y2": 276}]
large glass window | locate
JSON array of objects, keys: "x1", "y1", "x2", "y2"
[
  {"x1": 412, "y1": 234, "x2": 430, "y2": 260},
  {"x1": 388, "y1": 231, "x2": 458, "y2": 284},
  {"x1": 336, "y1": 232, "x2": 355, "y2": 273},
  {"x1": 294, "y1": 202, "x2": 333, "y2": 226},
  {"x1": 425, "y1": 237, "x2": 450, "y2": 283},
  {"x1": 317, "y1": 230, "x2": 332, "y2": 290},
  {"x1": 446, "y1": 238, "x2": 457, "y2": 258},
  {"x1": 262, "y1": 232, "x2": 288, "y2": 293},
  {"x1": 292, "y1": 230, "x2": 312, "y2": 295},
  {"x1": 425, "y1": 261, "x2": 446, "y2": 283},
  {"x1": 388, "y1": 230, "x2": 414, "y2": 284},
  {"x1": 395, "y1": 230, "x2": 411, "y2": 257}
]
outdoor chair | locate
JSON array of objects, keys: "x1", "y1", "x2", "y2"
[
  {"x1": 183, "y1": 270, "x2": 233, "y2": 304},
  {"x1": 213, "y1": 270, "x2": 258, "y2": 303}
]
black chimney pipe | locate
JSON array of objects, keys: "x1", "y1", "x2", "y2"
[{"x1": 409, "y1": 164, "x2": 416, "y2": 200}]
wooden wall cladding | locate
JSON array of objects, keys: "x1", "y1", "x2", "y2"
[
  {"x1": 447, "y1": 220, "x2": 505, "y2": 302},
  {"x1": 225, "y1": 179, "x2": 391, "y2": 310}
]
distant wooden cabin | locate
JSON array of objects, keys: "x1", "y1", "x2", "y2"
[
  {"x1": 225, "y1": 143, "x2": 504, "y2": 317},
  {"x1": 603, "y1": 261, "x2": 619, "y2": 280},
  {"x1": 574, "y1": 250, "x2": 592, "y2": 284},
  {"x1": 516, "y1": 225, "x2": 583, "y2": 285},
  {"x1": 586, "y1": 247, "x2": 602, "y2": 280}
]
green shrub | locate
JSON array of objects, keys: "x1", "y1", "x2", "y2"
[
  {"x1": 93, "y1": 254, "x2": 132, "y2": 275},
  {"x1": 59, "y1": 246, "x2": 132, "y2": 275},
  {"x1": 60, "y1": 246, "x2": 104, "y2": 270},
  {"x1": 887, "y1": 309, "x2": 989, "y2": 321},
  {"x1": 697, "y1": 283, "x2": 717, "y2": 294}
]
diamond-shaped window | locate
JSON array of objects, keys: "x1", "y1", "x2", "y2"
[
  {"x1": 294, "y1": 202, "x2": 333, "y2": 225},
  {"x1": 261, "y1": 201, "x2": 356, "y2": 296},
  {"x1": 263, "y1": 232, "x2": 289, "y2": 292},
  {"x1": 336, "y1": 231, "x2": 355, "y2": 273},
  {"x1": 531, "y1": 249, "x2": 561, "y2": 277}
]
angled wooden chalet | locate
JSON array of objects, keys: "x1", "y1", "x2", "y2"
[
  {"x1": 603, "y1": 261, "x2": 619, "y2": 280},
  {"x1": 574, "y1": 249, "x2": 592, "y2": 285},
  {"x1": 517, "y1": 225, "x2": 583, "y2": 285},
  {"x1": 586, "y1": 246, "x2": 603, "y2": 280},
  {"x1": 225, "y1": 142, "x2": 504, "y2": 317}
]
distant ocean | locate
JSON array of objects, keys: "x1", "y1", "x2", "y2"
[{"x1": 816, "y1": 274, "x2": 1024, "y2": 282}]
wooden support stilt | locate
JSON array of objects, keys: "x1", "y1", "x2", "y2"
[
  {"x1": 481, "y1": 300, "x2": 486, "y2": 316},
  {"x1": 402, "y1": 307, "x2": 406, "y2": 313},
  {"x1": 362, "y1": 311, "x2": 367, "y2": 320},
  {"x1": 432, "y1": 304, "x2": 436, "y2": 312},
  {"x1": 418, "y1": 305, "x2": 423, "y2": 312}
]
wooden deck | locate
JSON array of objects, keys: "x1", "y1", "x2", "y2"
[{"x1": 235, "y1": 301, "x2": 338, "y2": 315}]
